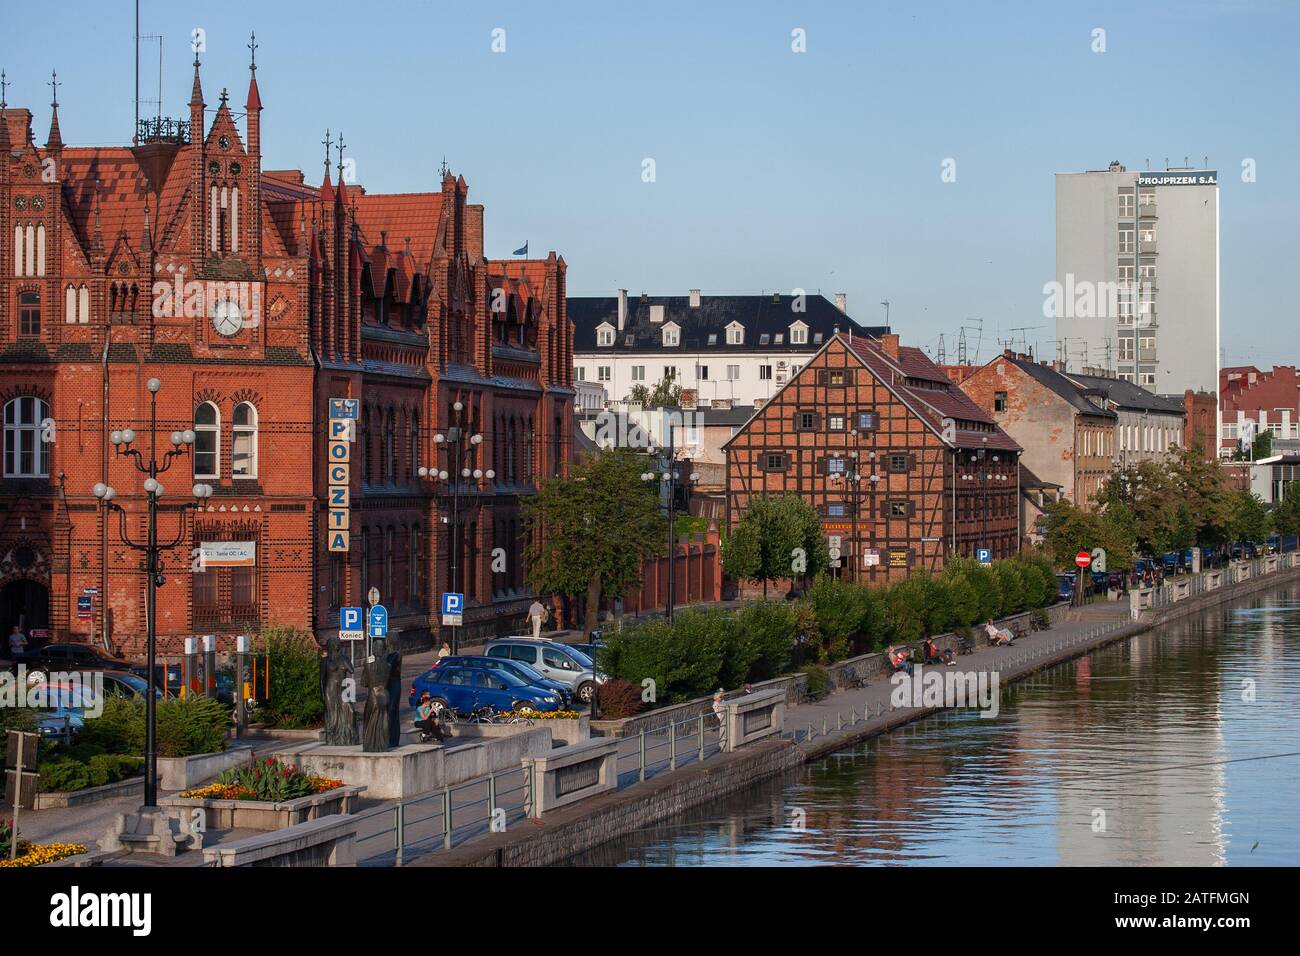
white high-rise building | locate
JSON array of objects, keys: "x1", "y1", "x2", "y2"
[{"x1": 1054, "y1": 162, "x2": 1219, "y2": 397}]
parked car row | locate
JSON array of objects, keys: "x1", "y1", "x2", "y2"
[{"x1": 409, "y1": 637, "x2": 606, "y2": 717}]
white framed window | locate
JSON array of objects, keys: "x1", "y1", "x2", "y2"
[
  {"x1": 696, "y1": 364, "x2": 709, "y2": 380},
  {"x1": 3, "y1": 397, "x2": 51, "y2": 478},
  {"x1": 597, "y1": 366, "x2": 611, "y2": 382},
  {"x1": 1118, "y1": 189, "x2": 1135, "y2": 218},
  {"x1": 631, "y1": 365, "x2": 645, "y2": 381},
  {"x1": 1139, "y1": 371, "x2": 1156, "y2": 386},
  {"x1": 759, "y1": 365, "x2": 772, "y2": 380},
  {"x1": 1139, "y1": 223, "x2": 1156, "y2": 244},
  {"x1": 725, "y1": 322, "x2": 744, "y2": 345},
  {"x1": 1118, "y1": 226, "x2": 1134, "y2": 254},
  {"x1": 194, "y1": 402, "x2": 220, "y2": 479},
  {"x1": 662, "y1": 322, "x2": 680, "y2": 347},
  {"x1": 596, "y1": 323, "x2": 615, "y2": 347},
  {"x1": 664, "y1": 366, "x2": 678, "y2": 381},
  {"x1": 574, "y1": 366, "x2": 585, "y2": 381},
  {"x1": 789, "y1": 321, "x2": 808, "y2": 345},
  {"x1": 1139, "y1": 335, "x2": 1156, "y2": 351},
  {"x1": 727, "y1": 365, "x2": 740, "y2": 381},
  {"x1": 232, "y1": 402, "x2": 258, "y2": 478}
]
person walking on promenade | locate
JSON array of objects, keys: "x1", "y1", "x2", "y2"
[
  {"x1": 528, "y1": 599, "x2": 548, "y2": 640},
  {"x1": 712, "y1": 688, "x2": 727, "y2": 750},
  {"x1": 437, "y1": 642, "x2": 451, "y2": 660}
]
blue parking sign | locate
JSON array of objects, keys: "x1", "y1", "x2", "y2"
[
  {"x1": 339, "y1": 606, "x2": 364, "y2": 641},
  {"x1": 976, "y1": 547, "x2": 992, "y2": 565},
  {"x1": 441, "y1": 592, "x2": 464, "y2": 626},
  {"x1": 367, "y1": 604, "x2": 388, "y2": 639}
]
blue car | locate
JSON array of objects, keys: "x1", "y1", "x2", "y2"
[
  {"x1": 1056, "y1": 574, "x2": 1076, "y2": 601},
  {"x1": 408, "y1": 665, "x2": 563, "y2": 716},
  {"x1": 426, "y1": 655, "x2": 572, "y2": 707}
]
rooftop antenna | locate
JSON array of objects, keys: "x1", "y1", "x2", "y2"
[
  {"x1": 880, "y1": 299, "x2": 890, "y2": 328},
  {"x1": 936, "y1": 333, "x2": 946, "y2": 365},
  {"x1": 134, "y1": 0, "x2": 139, "y2": 145},
  {"x1": 957, "y1": 328, "x2": 968, "y2": 365},
  {"x1": 439, "y1": 156, "x2": 449, "y2": 178},
  {"x1": 960, "y1": 317, "x2": 984, "y2": 365}
]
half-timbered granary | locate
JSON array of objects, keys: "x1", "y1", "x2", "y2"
[{"x1": 724, "y1": 332, "x2": 1021, "y2": 580}]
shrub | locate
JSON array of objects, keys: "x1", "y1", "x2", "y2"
[
  {"x1": 592, "y1": 678, "x2": 643, "y2": 720},
  {"x1": 733, "y1": 600, "x2": 794, "y2": 681},
  {"x1": 604, "y1": 609, "x2": 731, "y2": 704},
  {"x1": 881, "y1": 577, "x2": 926, "y2": 646},
  {"x1": 801, "y1": 575, "x2": 870, "y2": 662},
  {"x1": 256, "y1": 625, "x2": 324, "y2": 728},
  {"x1": 799, "y1": 664, "x2": 830, "y2": 700},
  {"x1": 78, "y1": 694, "x2": 228, "y2": 758},
  {"x1": 37, "y1": 759, "x2": 90, "y2": 793}
]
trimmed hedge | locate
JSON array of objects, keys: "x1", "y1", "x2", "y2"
[
  {"x1": 77, "y1": 695, "x2": 230, "y2": 758},
  {"x1": 605, "y1": 554, "x2": 1058, "y2": 707}
]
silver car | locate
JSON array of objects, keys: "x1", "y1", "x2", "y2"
[{"x1": 483, "y1": 638, "x2": 604, "y2": 705}]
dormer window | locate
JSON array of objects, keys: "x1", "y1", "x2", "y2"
[
  {"x1": 650, "y1": 304, "x2": 665, "y2": 324},
  {"x1": 725, "y1": 321, "x2": 745, "y2": 345},
  {"x1": 596, "y1": 322, "x2": 615, "y2": 347},
  {"x1": 790, "y1": 321, "x2": 809, "y2": 345},
  {"x1": 662, "y1": 322, "x2": 681, "y2": 347}
]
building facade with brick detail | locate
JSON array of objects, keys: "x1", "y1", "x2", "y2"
[
  {"x1": 724, "y1": 332, "x2": 1021, "y2": 582},
  {"x1": 0, "y1": 53, "x2": 572, "y2": 655}
]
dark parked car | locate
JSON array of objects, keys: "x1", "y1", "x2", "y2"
[
  {"x1": 424, "y1": 655, "x2": 572, "y2": 707},
  {"x1": 14, "y1": 642, "x2": 136, "y2": 677},
  {"x1": 99, "y1": 669, "x2": 163, "y2": 700},
  {"x1": 408, "y1": 665, "x2": 563, "y2": 717},
  {"x1": 1056, "y1": 574, "x2": 1076, "y2": 601}
]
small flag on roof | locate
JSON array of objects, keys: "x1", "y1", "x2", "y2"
[{"x1": 512, "y1": 241, "x2": 528, "y2": 256}]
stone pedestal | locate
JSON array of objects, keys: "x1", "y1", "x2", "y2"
[{"x1": 100, "y1": 806, "x2": 205, "y2": 857}]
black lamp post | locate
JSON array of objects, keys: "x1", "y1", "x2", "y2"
[
  {"x1": 640, "y1": 445, "x2": 699, "y2": 622},
  {"x1": 93, "y1": 376, "x2": 213, "y2": 808},
  {"x1": 420, "y1": 400, "x2": 489, "y2": 654}
]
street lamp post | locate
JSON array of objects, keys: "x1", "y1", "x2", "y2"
[
  {"x1": 640, "y1": 449, "x2": 699, "y2": 622},
  {"x1": 420, "y1": 401, "x2": 490, "y2": 654},
  {"x1": 93, "y1": 377, "x2": 213, "y2": 808}
]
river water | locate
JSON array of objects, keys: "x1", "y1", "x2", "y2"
[{"x1": 574, "y1": 585, "x2": 1300, "y2": 866}]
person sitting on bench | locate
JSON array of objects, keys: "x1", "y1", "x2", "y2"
[
  {"x1": 414, "y1": 692, "x2": 446, "y2": 742},
  {"x1": 921, "y1": 637, "x2": 955, "y2": 666},
  {"x1": 983, "y1": 619, "x2": 1014, "y2": 646},
  {"x1": 886, "y1": 645, "x2": 913, "y2": 675}
]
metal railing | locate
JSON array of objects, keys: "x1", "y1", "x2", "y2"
[{"x1": 352, "y1": 716, "x2": 725, "y2": 866}]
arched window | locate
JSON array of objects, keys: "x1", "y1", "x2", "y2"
[
  {"x1": 66, "y1": 285, "x2": 77, "y2": 324},
  {"x1": 18, "y1": 292, "x2": 40, "y2": 337},
  {"x1": 79, "y1": 285, "x2": 90, "y2": 324},
  {"x1": 194, "y1": 402, "x2": 220, "y2": 479},
  {"x1": 3, "y1": 397, "x2": 51, "y2": 478},
  {"x1": 232, "y1": 402, "x2": 258, "y2": 478}
]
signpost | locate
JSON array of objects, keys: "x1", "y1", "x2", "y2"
[
  {"x1": 1075, "y1": 550, "x2": 1092, "y2": 607},
  {"x1": 366, "y1": 603, "x2": 388, "y2": 657},
  {"x1": 339, "y1": 606, "x2": 364, "y2": 641},
  {"x1": 976, "y1": 547, "x2": 992, "y2": 566},
  {"x1": 5, "y1": 730, "x2": 38, "y2": 857},
  {"x1": 441, "y1": 591, "x2": 463, "y2": 627},
  {"x1": 327, "y1": 398, "x2": 357, "y2": 555}
]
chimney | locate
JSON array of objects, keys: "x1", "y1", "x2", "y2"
[
  {"x1": 1004, "y1": 348, "x2": 1015, "y2": 360},
  {"x1": 881, "y1": 333, "x2": 900, "y2": 360},
  {"x1": 617, "y1": 289, "x2": 627, "y2": 331},
  {"x1": 689, "y1": 289, "x2": 701, "y2": 308},
  {"x1": 465, "y1": 204, "x2": 484, "y2": 261},
  {"x1": 834, "y1": 292, "x2": 847, "y2": 313}
]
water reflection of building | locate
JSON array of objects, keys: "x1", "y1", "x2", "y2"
[{"x1": 1017, "y1": 623, "x2": 1227, "y2": 865}]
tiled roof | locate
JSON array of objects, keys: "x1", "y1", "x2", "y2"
[
  {"x1": 1064, "y1": 372, "x2": 1185, "y2": 415},
  {"x1": 570, "y1": 293, "x2": 886, "y2": 353},
  {"x1": 1004, "y1": 355, "x2": 1118, "y2": 419},
  {"x1": 842, "y1": 334, "x2": 1021, "y2": 453},
  {"x1": 351, "y1": 192, "x2": 443, "y2": 265},
  {"x1": 60, "y1": 145, "x2": 192, "y2": 254}
]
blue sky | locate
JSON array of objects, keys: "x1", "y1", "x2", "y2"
[{"x1": 5, "y1": 0, "x2": 1298, "y2": 367}]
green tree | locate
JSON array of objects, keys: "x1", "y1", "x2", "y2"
[
  {"x1": 722, "y1": 494, "x2": 828, "y2": 596},
  {"x1": 1230, "y1": 491, "x2": 1272, "y2": 545},
  {"x1": 1252, "y1": 429, "x2": 1273, "y2": 461},
  {"x1": 1274, "y1": 481, "x2": 1300, "y2": 540},
  {"x1": 626, "y1": 375, "x2": 682, "y2": 409},
  {"x1": 524, "y1": 447, "x2": 664, "y2": 636}
]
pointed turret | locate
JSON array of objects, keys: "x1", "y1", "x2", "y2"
[
  {"x1": 45, "y1": 70, "x2": 63, "y2": 156},
  {"x1": 245, "y1": 32, "x2": 263, "y2": 272},
  {"x1": 189, "y1": 51, "x2": 206, "y2": 266}
]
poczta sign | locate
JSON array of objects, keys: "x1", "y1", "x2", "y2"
[{"x1": 327, "y1": 399, "x2": 358, "y2": 553}]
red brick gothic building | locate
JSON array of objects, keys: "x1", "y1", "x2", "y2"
[
  {"x1": 725, "y1": 332, "x2": 1021, "y2": 580},
  {"x1": 0, "y1": 52, "x2": 573, "y2": 655}
]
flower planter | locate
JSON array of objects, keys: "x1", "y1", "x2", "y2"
[
  {"x1": 160, "y1": 784, "x2": 365, "y2": 831},
  {"x1": 34, "y1": 775, "x2": 143, "y2": 810}
]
